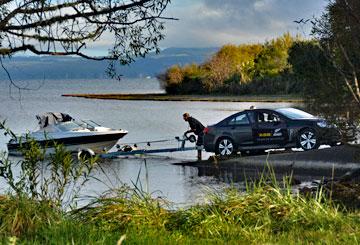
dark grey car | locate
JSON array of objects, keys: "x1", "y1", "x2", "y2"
[{"x1": 203, "y1": 108, "x2": 342, "y2": 156}]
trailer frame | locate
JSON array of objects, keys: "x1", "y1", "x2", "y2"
[{"x1": 98, "y1": 135, "x2": 198, "y2": 159}]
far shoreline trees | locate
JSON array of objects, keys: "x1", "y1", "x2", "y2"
[{"x1": 158, "y1": 33, "x2": 301, "y2": 95}]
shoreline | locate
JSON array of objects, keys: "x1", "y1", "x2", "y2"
[{"x1": 62, "y1": 93, "x2": 303, "y2": 103}]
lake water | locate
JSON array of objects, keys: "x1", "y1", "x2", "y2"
[{"x1": 0, "y1": 78, "x2": 293, "y2": 206}]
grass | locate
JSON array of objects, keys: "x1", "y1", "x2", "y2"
[
  {"x1": 0, "y1": 195, "x2": 61, "y2": 237},
  {"x1": 1, "y1": 180, "x2": 359, "y2": 244}
]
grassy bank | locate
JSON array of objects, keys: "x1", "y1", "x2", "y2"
[
  {"x1": 1, "y1": 182, "x2": 360, "y2": 244},
  {"x1": 0, "y1": 131, "x2": 358, "y2": 244},
  {"x1": 62, "y1": 93, "x2": 303, "y2": 103}
]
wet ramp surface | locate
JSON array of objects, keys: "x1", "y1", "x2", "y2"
[{"x1": 176, "y1": 145, "x2": 360, "y2": 182}]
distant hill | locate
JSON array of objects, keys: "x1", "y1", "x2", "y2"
[{"x1": 0, "y1": 47, "x2": 218, "y2": 80}]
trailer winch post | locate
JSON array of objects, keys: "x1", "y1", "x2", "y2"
[{"x1": 197, "y1": 148, "x2": 202, "y2": 161}]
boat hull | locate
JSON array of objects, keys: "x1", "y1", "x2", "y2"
[{"x1": 7, "y1": 131, "x2": 127, "y2": 156}]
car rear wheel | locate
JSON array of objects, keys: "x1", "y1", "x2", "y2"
[
  {"x1": 298, "y1": 129, "x2": 319, "y2": 151},
  {"x1": 216, "y1": 138, "x2": 235, "y2": 156}
]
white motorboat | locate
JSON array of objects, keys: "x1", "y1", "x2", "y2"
[{"x1": 7, "y1": 112, "x2": 128, "y2": 156}]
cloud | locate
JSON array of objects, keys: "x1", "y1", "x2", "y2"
[
  {"x1": 161, "y1": 0, "x2": 327, "y2": 47},
  {"x1": 254, "y1": 0, "x2": 276, "y2": 12}
]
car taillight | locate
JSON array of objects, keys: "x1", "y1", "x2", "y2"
[{"x1": 203, "y1": 127, "x2": 210, "y2": 134}]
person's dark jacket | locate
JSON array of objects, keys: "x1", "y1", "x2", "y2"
[{"x1": 187, "y1": 117, "x2": 205, "y2": 135}]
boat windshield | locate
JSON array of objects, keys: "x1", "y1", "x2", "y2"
[
  {"x1": 56, "y1": 121, "x2": 83, "y2": 131},
  {"x1": 78, "y1": 120, "x2": 100, "y2": 129},
  {"x1": 276, "y1": 108, "x2": 315, "y2": 119}
]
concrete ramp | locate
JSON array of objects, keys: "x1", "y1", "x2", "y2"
[{"x1": 176, "y1": 145, "x2": 360, "y2": 182}]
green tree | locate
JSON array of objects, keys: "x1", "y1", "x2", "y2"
[
  {"x1": 308, "y1": 0, "x2": 360, "y2": 137},
  {"x1": 160, "y1": 63, "x2": 205, "y2": 94},
  {"x1": 212, "y1": 44, "x2": 262, "y2": 82},
  {"x1": 289, "y1": 41, "x2": 349, "y2": 113},
  {"x1": 254, "y1": 33, "x2": 294, "y2": 78},
  {"x1": 317, "y1": 0, "x2": 360, "y2": 107}
]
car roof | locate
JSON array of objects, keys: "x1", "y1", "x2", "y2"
[
  {"x1": 245, "y1": 107, "x2": 299, "y2": 113},
  {"x1": 243, "y1": 108, "x2": 295, "y2": 119},
  {"x1": 244, "y1": 108, "x2": 278, "y2": 113}
]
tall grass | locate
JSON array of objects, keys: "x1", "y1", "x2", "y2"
[
  {"x1": 1, "y1": 174, "x2": 359, "y2": 244},
  {"x1": 0, "y1": 123, "x2": 97, "y2": 238},
  {"x1": 0, "y1": 139, "x2": 96, "y2": 209},
  {"x1": 72, "y1": 172, "x2": 360, "y2": 244},
  {"x1": 0, "y1": 195, "x2": 60, "y2": 237}
]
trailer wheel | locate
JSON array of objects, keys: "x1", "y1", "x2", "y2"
[{"x1": 77, "y1": 149, "x2": 95, "y2": 160}]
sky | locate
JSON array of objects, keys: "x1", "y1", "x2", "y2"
[
  {"x1": 11, "y1": 0, "x2": 329, "y2": 56},
  {"x1": 160, "y1": 0, "x2": 328, "y2": 48}
]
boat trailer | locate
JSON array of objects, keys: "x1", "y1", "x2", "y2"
[{"x1": 98, "y1": 135, "x2": 198, "y2": 159}]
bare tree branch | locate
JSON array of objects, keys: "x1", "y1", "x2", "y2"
[
  {"x1": 338, "y1": 42, "x2": 360, "y2": 100},
  {"x1": 0, "y1": 0, "x2": 175, "y2": 77},
  {"x1": 312, "y1": 0, "x2": 360, "y2": 109}
]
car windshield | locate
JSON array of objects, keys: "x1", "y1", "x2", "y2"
[{"x1": 276, "y1": 108, "x2": 315, "y2": 119}]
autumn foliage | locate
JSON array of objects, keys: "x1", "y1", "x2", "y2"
[{"x1": 159, "y1": 33, "x2": 297, "y2": 95}]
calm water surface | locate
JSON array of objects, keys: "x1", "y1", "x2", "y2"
[{"x1": 0, "y1": 78, "x2": 293, "y2": 206}]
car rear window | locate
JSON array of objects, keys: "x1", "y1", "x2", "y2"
[{"x1": 276, "y1": 108, "x2": 315, "y2": 119}]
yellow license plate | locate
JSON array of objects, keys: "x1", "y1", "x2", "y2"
[{"x1": 259, "y1": 133, "x2": 272, "y2": 137}]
